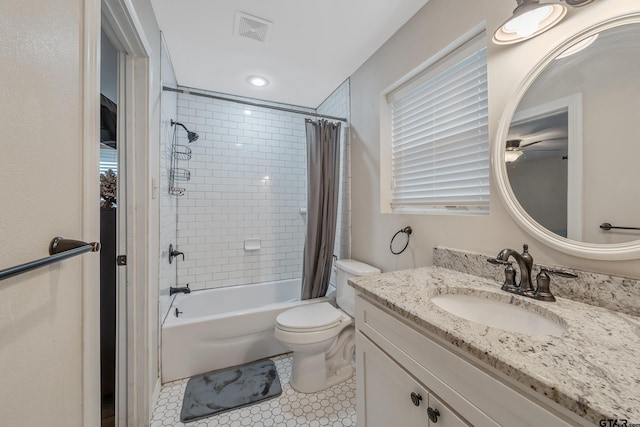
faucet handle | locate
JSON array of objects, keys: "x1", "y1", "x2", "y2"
[
  {"x1": 169, "y1": 244, "x2": 185, "y2": 264},
  {"x1": 542, "y1": 268, "x2": 578, "y2": 279},
  {"x1": 533, "y1": 269, "x2": 555, "y2": 301},
  {"x1": 487, "y1": 258, "x2": 521, "y2": 294},
  {"x1": 533, "y1": 268, "x2": 577, "y2": 302}
]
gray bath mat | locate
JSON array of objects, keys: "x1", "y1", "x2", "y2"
[{"x1": 180, "y1": 359, "x2": 282, "y2": 423}]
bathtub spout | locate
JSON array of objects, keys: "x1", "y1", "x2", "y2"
[{"x1": 170, "y1": 284, "x2": 190, "y2": 295}]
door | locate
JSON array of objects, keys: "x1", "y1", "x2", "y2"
[
  {"x1": 99, "y1": 28, "x2": 121, "y2": 427},
  {"x1": 357, "y1": 331, "x2": 428, "y2": 427},
  {"x1": 507, "y1": 94, "x2": 583, "y2": 241},
  {"x1": 357, "y1": 331, "x2": 469, "y2": 427},
  {"x1": 101, "y1": 1, "x2": 152, "y2": 423}
]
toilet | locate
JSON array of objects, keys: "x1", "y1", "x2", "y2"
[{"x1": 274, "y1": 259, "x2": 380, "y2": 393}]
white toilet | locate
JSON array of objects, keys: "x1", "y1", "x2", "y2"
[{"x1": 275, "y1": 259, "x2": 380, "y2": 393}]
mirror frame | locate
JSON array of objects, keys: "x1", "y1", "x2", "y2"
[{"x1": 493, "y1": 12, "x2": 640, "y2": 260}]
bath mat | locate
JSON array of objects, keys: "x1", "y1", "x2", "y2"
[{"x1": 180, "y1": 359, "x2": 282, "y2": 423}]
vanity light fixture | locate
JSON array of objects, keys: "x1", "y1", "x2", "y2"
[
  {"x1": 493, "y1": 0, "x2": 567, "y2": 45},
  {"x1": 247, "y1": 75, "x2": 269, "y2": 87},
  {"x1": 564, "y1": 0, "x2": 595, "y2": 5}
]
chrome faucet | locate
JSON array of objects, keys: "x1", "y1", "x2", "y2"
[{"x1": 495, "y1": 244, "x2": 534, "y2": 294}]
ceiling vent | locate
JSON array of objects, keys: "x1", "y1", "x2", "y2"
[{"x1": 235, "y1": 12, "x2": 273, "y2": 43}]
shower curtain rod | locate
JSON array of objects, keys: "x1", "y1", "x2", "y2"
[{"x1": 163, "y1": 86, "x2": 348, "y2": 123}]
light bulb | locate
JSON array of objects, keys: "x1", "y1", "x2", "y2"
[
  {"x1": 505, "y1": 150, "x2": 524, "y2": 163},
  {"x1": 503, "y1": 6, "x2": 553, "y2": 37},
  {"x1": 247, "y1": 75, "x2": 269, "y2": 87}
]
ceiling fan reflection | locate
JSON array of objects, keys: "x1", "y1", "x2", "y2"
[{"x1": 505, "y1": 138, "x2": 567, "y2": 163}]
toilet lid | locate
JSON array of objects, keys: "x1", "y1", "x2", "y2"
[{"x1": 276, "y1": 302, "x2": 343, "y2": 332}]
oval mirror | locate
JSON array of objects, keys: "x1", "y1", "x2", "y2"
[{"x1": 494, "y1": 14, "x2": 640, "y2": 260}]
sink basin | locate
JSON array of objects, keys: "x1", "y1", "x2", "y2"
[{"x1": 430, "y1": 294, "x2": 566, "y2": 336}]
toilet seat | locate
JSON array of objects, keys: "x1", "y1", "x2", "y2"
[{"x1": 276, "y1": 302, "x2": 344, "y2": 333}]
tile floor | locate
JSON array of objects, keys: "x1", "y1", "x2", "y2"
[{"x1": 151, "y1": 354, "x2": 357, "y2": 427}]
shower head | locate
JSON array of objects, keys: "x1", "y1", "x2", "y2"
[
  {"x1": 186, "y1": 130, "x2": 199, "y2": 143},
  {"x1": 171, "y1": 120, "x2": 199, "y2": 143}
]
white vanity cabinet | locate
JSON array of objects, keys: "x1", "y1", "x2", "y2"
[
  {"x1": 358, "y1": 329, "x2": 468, "y2": 426},
  {"x1": 355, "y1": 294, "x2": 587, "y2": 427}
]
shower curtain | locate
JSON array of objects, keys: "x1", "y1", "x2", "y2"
[{"x1": 301, "y1": 119, "x2": 341, "y2": 300}]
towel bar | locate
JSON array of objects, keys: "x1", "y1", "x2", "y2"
[
  {"x1": 599, "y1": 223, "x2": 640, "y2": 231},
  {"x1": 0, "y1": 237, "x2": 101, "y2": 281}
]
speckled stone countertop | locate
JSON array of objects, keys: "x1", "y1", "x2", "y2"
[{"x1": 349, "y1": 267, "x2": 640, "y2": 425}]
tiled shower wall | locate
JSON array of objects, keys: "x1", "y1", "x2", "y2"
[
  {"x1": 159, "y1": 36, "x2": 178, "y2": 323},
  {"x1": 175, "y1": 94, "x2": 313, "y2": 290},
  {"x1": 173, "y1": 82, "x2": 351, "y2": 291}
]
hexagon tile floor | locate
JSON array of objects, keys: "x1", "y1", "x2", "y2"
[{"x1": 151, "y1": 354, "x2": 357, "y2": 427}]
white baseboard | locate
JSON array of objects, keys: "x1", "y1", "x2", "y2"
[{"x1": 150, "y1": 377, "x2": 162, "y2": 424}]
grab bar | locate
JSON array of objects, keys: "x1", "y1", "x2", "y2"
[
  {"x1": 0, "y1": 237, "x2": 101, "y2": 281},
  {"x1": 599, "y1": 223, "x2": 640, "y2": 231}
]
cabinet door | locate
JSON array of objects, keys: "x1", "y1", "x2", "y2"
[
  {"x1": 427, "y1": 393, "x2": 469, "y2": 427},
  {"x1": 357, "y1": 331, "x2": 429, "y2": 427}
]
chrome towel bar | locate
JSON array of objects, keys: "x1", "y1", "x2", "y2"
[{"x1": 0, "y1": 237, "x2": 101, "y2": 281}]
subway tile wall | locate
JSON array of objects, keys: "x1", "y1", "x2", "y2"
[
  {"x1": 175, "y1": 94, "x2": 312, "y2": 290},
  {"x1": 174, "y1": 82, "x2": 351, "y2": 291},
  {"x1": 159, "y1": 89, "x2": 178, "y2": 321}
]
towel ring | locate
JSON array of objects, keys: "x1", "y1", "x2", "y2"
[{"x1": 390, "y1": 226, "x2": 412, "y2": 255}]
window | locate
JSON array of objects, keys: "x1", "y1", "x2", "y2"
[
  {"x1": 383, "y1": 32, "x2": 489, "y2": 214},
  {"x1": 100, "y1": 146, "x2": 118, "y2": 175}
]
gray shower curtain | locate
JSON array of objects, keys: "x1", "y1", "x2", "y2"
[{"x1": 301, "y1": 119, "x2": 341, "y2": 300}]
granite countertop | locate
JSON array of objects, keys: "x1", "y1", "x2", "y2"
[{"x1": 349, "y1": 266, "x2": 640, "y2": 425}]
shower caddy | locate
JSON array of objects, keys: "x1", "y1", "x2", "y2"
[{"x1": 169, "y1": 119, "x2": 195, "y2": 195}]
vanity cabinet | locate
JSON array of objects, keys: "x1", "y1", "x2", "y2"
[
  {"x1": 355, "y1": 294, "x2": 587, "y2": 427},
  {"x1": 358, "y1": 330, "x2": 468, "y2": 426}
]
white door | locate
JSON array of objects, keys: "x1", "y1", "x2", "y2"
[
  {"x1": 102, "y1": 1, "x2": 152, "y2": 423},
  {"x1": 357, "y1": 331, "x2": 429, "y2": 427},
  {"x1": 357, "y1": 331, "x2": 470, "y2": 427}
]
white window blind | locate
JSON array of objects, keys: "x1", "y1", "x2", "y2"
[
  {"x1": 388, "y1": 34, "x2": 489, "y2": 214},
  {"x1": 100, "y1": 146, "x2": 118, "y2": 175}
]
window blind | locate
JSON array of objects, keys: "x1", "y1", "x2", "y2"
[
  {"x1": 388, "y1": 36, "x2": 488, "y2": 214},
  {"x1": 100, "y1": 146, "x2": 118, "y2": 175}
]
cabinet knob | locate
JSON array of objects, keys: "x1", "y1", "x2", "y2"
[
  {"x1": 427, "y1": 407, "x2": 440, "y2": 423},
  {"x1": 410, "y1": 392, "x2": 422, "y2": 406}
]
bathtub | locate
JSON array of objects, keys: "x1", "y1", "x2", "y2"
[{"x1": 161, "y1": 278, "x2": 336, "y2": 383}]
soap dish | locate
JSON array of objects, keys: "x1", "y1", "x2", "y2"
[{"x1": 244, "y1": 238, "x2": 261, "y2": 251}]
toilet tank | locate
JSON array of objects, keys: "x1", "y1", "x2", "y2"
[{"x1": 334, "y1": 259, "x2": 380, "y2": 317}]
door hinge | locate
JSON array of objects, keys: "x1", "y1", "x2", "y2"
[{"x1": 116, "y1": 255, "x2": 127, "y2": 266}]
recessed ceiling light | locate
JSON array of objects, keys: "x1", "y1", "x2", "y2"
[{"x1": 247, "y1": 75, "x2": 269, "y2": 87}]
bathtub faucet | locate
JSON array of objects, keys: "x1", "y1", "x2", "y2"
[
  {"x1": 170, "y1": 284, "x2": 190, "y2": 295},
  {"x1": 169, "y1": 244, "x2": 185, "y2": 264}
]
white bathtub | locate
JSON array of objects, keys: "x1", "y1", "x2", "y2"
[{"x1": 161, "y1": 278, "x2": 335, "y2": 383}]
